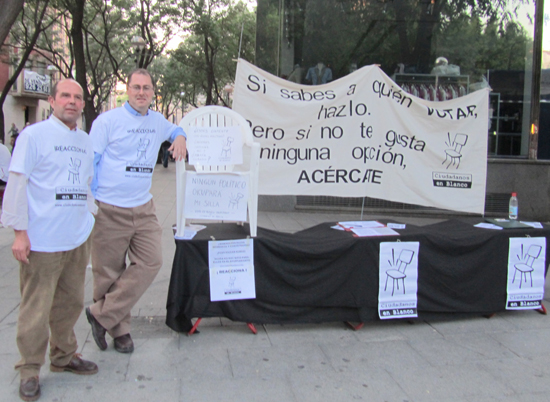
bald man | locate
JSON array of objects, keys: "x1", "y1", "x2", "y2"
[{"x1": 1, "y1": 79, "x2": 98, "y2": 402}]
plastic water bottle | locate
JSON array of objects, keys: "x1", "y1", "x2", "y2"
[{"x1": 509, "y1": 192, "x2": 518, "y2": 220}]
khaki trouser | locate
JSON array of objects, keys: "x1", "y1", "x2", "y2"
[
  {"x1": 15, "y1": 238, "x2": 91, "y2": 380},
  {"x1": 90, "y1": 199, "x2": 163, "y2": 338}
]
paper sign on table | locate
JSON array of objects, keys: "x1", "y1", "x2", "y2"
[{"x1": 209, "y1": 239, "x2": 255, "y2": 301}]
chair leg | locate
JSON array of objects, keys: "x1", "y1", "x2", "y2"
[
  {"x1": 402, "y1": 278, "x2": 406, "y2": 295},
  {"x1": 512, "y1": 268, "x2": 518, "y2": 284},
  {"x1": 385, "y1": 275, "x2": 389, "y2": 291},
  {"x1": 529, "y1": 271, "x2": 533, "y2": 287},
  {"x1": 391, "y1": 279, "x2": 396, "y2": 296}
]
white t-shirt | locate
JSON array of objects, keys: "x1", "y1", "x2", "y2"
[
  {"x1": 8, "y1": 117, "x2": 95, "y2": 252},
  {"x1": 90, "y1": 106, "x2": 176, "y2": 207},
  {"x1": 0, "y1": 143, "x2": 10, "y2": 181}
]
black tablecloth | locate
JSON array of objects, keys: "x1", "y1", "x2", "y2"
[{"x1": 166, "y1": 220, "x2": 550, "y2": 332}]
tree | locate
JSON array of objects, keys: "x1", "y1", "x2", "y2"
[
  {"x1": 0, "y1": 0, "x2": 54, "y2": 142},
  {"x1": 169, "y1": 0, "x2": 256, "y2": 106},
  {"x1": 24, "y1": 0, "x2": 185, "y2": 131}
]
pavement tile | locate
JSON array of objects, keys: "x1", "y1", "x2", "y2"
[
  {"x1": 264, "y1": 322, "x2": 361, "y2": 346},
  {"x1": 489, "y1": 328, "x2": 550, "y2": 359},
  {"x1": 478, "y1": 357, "x2": 550, "y2": 395},
  {"x1": 179, "y1": 377, "x2": 295, "y2": 402},
  {"x1": 126, "y1": 337, "x2": 181, "y2": 381},
  {"x1": 288, "y1": 370, "x2": 411, "y2": 402},
  {"x1": 407, "y1": 333, "x2": 517, "y2": 366},
  {"x1": 319, "y1": 339, "x2": 431, "y2": 373},
  {"x1": 176, "y1": 344, "x2": 234, "y2": 381},
  {"x1": 228, "y1": 343, "x2": 335, "y2": 380},
  {"x1": 388, "y1": 362, "x2": 516, "y2": 401},
  {"x1": 424, "y1": 314, "x2": 523, "y2": 335},
  {"x1": 44, "y1": 377, "x2": 181, "y2": 402}
]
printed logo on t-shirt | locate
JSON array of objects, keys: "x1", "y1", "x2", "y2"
[
  {"x1": 55, "y1": 157, "x2": 88, "y2": 205},
  {"x1": 125, "y1": 137, "x2": 154, "y2": 175}
]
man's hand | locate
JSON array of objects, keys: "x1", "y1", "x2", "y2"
[
  {"x1": 168, "y1": 136, "x2": 187, "y2": 161},
  {"x1": 12, "y1": 230, "x2": 31, "y2": 264}
]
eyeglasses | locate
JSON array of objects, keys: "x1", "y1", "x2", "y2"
[{"x1": 129, "y1": 85, "x2": 154, "y2": 92}]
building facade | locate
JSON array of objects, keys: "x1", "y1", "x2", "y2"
[{"x1": 254, "y1": 0, "x2": 550, "y2": 220}]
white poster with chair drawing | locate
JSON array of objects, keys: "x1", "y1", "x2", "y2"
[
  {"x1": 378, "y1": 241, "x2": 420, "y2": 319},
  {"x1": 506, "y1": 237, "x2": 546, "y2": 310}
]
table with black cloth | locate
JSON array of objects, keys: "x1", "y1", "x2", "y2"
[{"x1": 166, "y1": 219, "x2": 550, "y2": 333}]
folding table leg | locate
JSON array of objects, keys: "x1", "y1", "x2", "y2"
[
  {"x1": 344, "y1": 322, "x2": 365, "y2": 331},
  {"x1": 247, "y1": 323, "x2": 258, "y2": 334},
  {"x1": 188, "y1": 318, "x2": 202, "y2": 336}
]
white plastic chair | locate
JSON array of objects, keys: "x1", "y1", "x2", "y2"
[{"x1": 175, "y1": 106, "x2": 260, "y2": 237}]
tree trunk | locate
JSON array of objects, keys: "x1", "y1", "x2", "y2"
[
  {"x1": 69, "y1": 0, "x2": 98, "y2": 132},
  {"x1": 0, "y1": 0, "x2": 24, "y2": 47}
]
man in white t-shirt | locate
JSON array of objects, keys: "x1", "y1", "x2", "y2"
[
  {"x1": 1, "y1": 79, "x2": 98, "y2": 402},
  {"x1": 85, "y1": 69, "x2": 186, "y2": 354}
]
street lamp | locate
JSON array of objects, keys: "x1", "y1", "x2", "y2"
[
  {"x1": 131, "y1": 36, "x2": 147, "y2": 68},
  {"x1": 223, "y1": 84, "x2": 233, "y2": 105}
]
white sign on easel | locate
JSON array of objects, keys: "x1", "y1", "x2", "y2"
[
  {"x1": 378, "y1": 242, "x2": 420, "y2": 319},
  {"x1": 209, "y1": 239, "x2": 255, "y2": 301},
  {"x1": 184, "y1": 172, "x2": 249, "y2": 221},
  {"x1": 187, "y1": 126, "x2": 243, "y2": 166},
  {"x1": 506, "y1": 237, "x2": 546, "y2": 310}
]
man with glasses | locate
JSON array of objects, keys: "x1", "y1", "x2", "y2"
[{"x1": 85, "y1": 69, "x2": 186, "y2": 354}]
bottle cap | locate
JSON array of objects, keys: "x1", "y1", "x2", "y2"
[{"x1": 511, "y1": 192, "x2": 517, "y2": 196}]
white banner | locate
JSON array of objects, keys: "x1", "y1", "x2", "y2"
[
  {"x1": 233, "y1": 59, "x2": 489, "y2": 214},
  {"x1": 506, "y1": 237, "x2": 546, "y2": 310},
  {"x1": 378, "y1": 242, "x2": 419, "y2": 319}
]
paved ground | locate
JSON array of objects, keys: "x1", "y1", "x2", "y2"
[{"x1": 1, "y1": 164, "x2": 550, "y2": 402}]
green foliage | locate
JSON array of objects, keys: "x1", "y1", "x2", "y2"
[{"x1": 160, "y1": 0, "x2": 256, "y2": 107}]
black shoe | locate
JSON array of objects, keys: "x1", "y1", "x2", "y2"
[
  {"x1": 19, "y1": 376, "x2": 40, "y2": 402},
  {"x1": 50, "y1": 354, "x2": 98, "y2": 375},
  {"x1": 85, "y1": 307, "x2": 107, "y2": 351},
  {"x1": 114, "y1": 333, "x2": 134, "y2": 353}
]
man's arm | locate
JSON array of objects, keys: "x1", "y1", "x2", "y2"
[
  {"x1": 168, "y1": 135, "x2": 187, "y2": 161},
  {"x1": 0, "y1": 172, "x2": 30, "y2": 263}
]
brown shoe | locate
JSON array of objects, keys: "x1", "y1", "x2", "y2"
[
  {"x1": 19, "y1": 376, "x2": 40, "y2": 402},
  {"x1": 86, "y1": 307, "x2": 107, "y2": 350},
  {"x1": 114, "y1": 333, "x2": 134, "y2": 353},
  {"x1": 50, "y1": 354, "x2": 98, "y2": 375}
]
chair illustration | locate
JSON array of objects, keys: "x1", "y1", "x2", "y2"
[
  {"x1": 384, "y1": 249, "x2": 415, "y2": 296},
  {"x1": 442, "y1": 133, "x2": 468, "y2": 169},
  {"x1": 513, "y1": 245, "x2": 542, "y2": 289},
  {"x1": 175, "y1": 106, "x2": 260, "y2": 238}
]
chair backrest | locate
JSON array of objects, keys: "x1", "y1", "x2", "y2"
[
  {"x1": 454, "y1": 133, "x2": 468, "y2": 150},
  {"x1": 525, "y1": 244, "x2": 542, "y2": 266},
  {"x1": 179, "y1": 106, "x2": 255, "y2": 174},
  {"x1": 397, "y1": 249, "x2": 415, "y2": 272}
]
